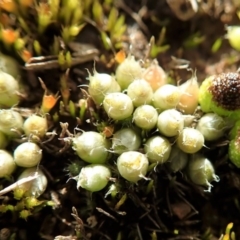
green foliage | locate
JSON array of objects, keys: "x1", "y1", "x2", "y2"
[
  {"x1": 0, "y1": 0, "x2": 127, "y2": 62},
  {"x1": 149, "y1": 29, "x2": 170, "y2": 58},
  {"x1": 219, "y1": 223, "x2": 236, "y2": 240},
  {"x1": 0, "y1": 192, "x2": 55, "y2": 220},
  {"x1": 91, "y1": 1, "x2": 127, "y2": 50},
  {"x1": 211, "y1": 38, "x2": 223, "y2": 53},
  {"x1": 183, "y1": 32, "x2": 205, "y2": 49}
]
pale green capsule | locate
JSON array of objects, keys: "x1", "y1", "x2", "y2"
[
  {"x1": 144, "y1": 136, "x2": 171, "y2": 163},
  {"x1": 77, "y1": 164, "x2": 111, "y2": 192},
  {"x1": 72, "y1": 131, "x2": 110, "y2": 164},
  {"x1": 0, "y1": 150, "x2": 16, "y2": 178},
  {"x1": 115, "y1": 55, "x2": 143, "y2": 90},
  {"x1": 112, "y1": 128, "x2": 141, "y2": 154},
  {"x1": 187, "y1": 155, "x2": 219, "y2": 192},
  {"x1": 17, "y1": 168, "x2": 48, "y2": 198},
  {"x1": 14, "y1": 142, "x2": 42, "y2": 168},
  {"x1": 88, "y1": 71, "x2": 120, "y2": 104},
  {"x1": 117, "y1": 151, "x2": 149, "y2": 183},
  {"x1": 196, "y1": 113, "x2": 226, "y2": 141},
  {"x1": 227, "y1": 26, "x2": 240, "y2": 51},
  {"x1": 103, "y1": 93, "x2": 134, "y2": 120},
  {"x1": 0, "y1": 109, "x2": 23, "y2": 138},
  {"x1": 157, "y1": 109, "x2": 184, "y2": 137},
  {"x1": 127, "y1": 79, "x2": 153, "y2": 107},
  {"x1": 133, "y1": 105, "x2": 158, "y2": 130},
  {"x1": 177, "y1": 128, "x2": 204, "y2": 154}
]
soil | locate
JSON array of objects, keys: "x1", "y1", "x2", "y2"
[{"x1": 1, "y1": 1, "x2": 240, "y2": 240}]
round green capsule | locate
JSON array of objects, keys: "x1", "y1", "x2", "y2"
[
  {"x1": 77, "y1": 164, "x2": 111, "y2": 192},
  {"x1": 187, "y1": 155, "x2": 219, "y2": 192},
  {"x1": 177, "y1": 128, "x2": 204, "y2": 154},
  {"x1": 117, "y1": 151, "x2": 149, "y2": 183},
  {"x1": 72, "y1": 131, "x2": 110, "y2": 164},
  {"x1": 127, "y1": 79, "x2": 153, "y2": 107},
  {"x1": 157, "y1": 109, "x2": 184, "y2": 137},
  {"x1": 196, "y1": 113, "x2": 226, "y2": 141},
  {"x1": 88, "y1": 71, "x2": 120, "y2": 104},
  {"x1": 229, "y1": 135, "x2": 240, "y2": 168},
  {"x1": 0, "y1": 150, "x2": 16, "y2": 178},
  {"x1": 227, "y1": 26, "x2": 240, "y2": 51},
  {"x1": 103, "y1": 92, "x2": 134, "y2": 121},
  {"x1": 167, "y1": 145, "x2": 188, "y2": 173},
  {"x1": 0, "y1": 109, "x2": 23, "y2": 138},
  {"x1": 144, "y1": 136, "x2": 171, "y2": 163},
  {"x1": 115, "y1": 54, "x2": 143, "y2": 90},
  {"x1": 133, "y1": 105, "x2": 158, "y2": 130},
  {"x1": 229, "y1": 120, "x2": 240, "y2": 140},
  {"x1": 112, "y1": 128, "x2": 141, "y2": 154}
]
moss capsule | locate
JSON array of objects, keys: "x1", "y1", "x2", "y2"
[
  {"x1": 228, "y1": 126, "x2": 240, "y2": 168},
  {"x1": 153, "y1": 84, "x2": 180, "y2": 111},
  {"x1": 227, "y1": 26, "x2": 240, "y2": 51},
  {"x1": 77, "y1": 164, "x2": 111, "y2": 192},
  {"x1": 187, "y1": 155, "x2": 219, "y2": 192},
  {"x1": 0, "y1": 109, "x2": 23, "y2": 138},
  {"x1": 144, "y1": 136, "x2": 171, "y2": 163},
  {"x1": 157, "y1": 109, "x2": 184, "y2": 137},
  {"x1": 117, "y1": 151, "x2": 149, "y2": 183},
  {"x1": 177, "y1": 73, "x2": 199, "y2": 114},
  {"x1": 0, "y1": 52, "x2": 21, "y2": 79},
  {"x1": 229, "y1": 137, "x2": 240, "y2": 168},
  {"x1": 142, "y1": 61, "x2": 167, "y2": 91},
  {"x1": 167, "y1": 145, "x2": 188, "y2": 173},
  {"x1": 23, "y1": 115, "x2": 48, "y2": 138},
  {"x1": 112, "y1": 128, "x2": 141, "y2": 154},
  {"x1": 196, "y1": 113, "x2": 226, "y2": 141},
  {"x1": 198, "y1": 73, "x2": 240, "y2": 120},
  {"x1": 0, "y1": 150, "x2": 16, "y2": 178},
  {"x1": 115, "y1": 54, "x2": 143, "y2": 90},
  {"x1": 177, "y1": 128, "x2": 204, "y2": 154},
  {"x1": 72, "y1": 131, "x2": 109, "y2": 164},
  {"x1": 127, "y1": 79, "x2": 153, "y2": 107},
  {"x1": 133, "y1": 105, "x2": 158, "y2": 130},
  {"x1": 88, "y1": 71, "x2": 121, "y2": 104},
  {"x1": 14, "y1": 142, "x2": 42, "y2": 167},
  {"x1": 0, "y1": 71, "x2": 20, "y2": 108},
  {"x1": 17, "y1": 168, "x2": 48, "y2": 198},
  {"x1": 229, "y1": 119, "x2": 240, "y2": 140},
  {"x1": 103, "y1": 92, "x2": 134, "y2": 120}
]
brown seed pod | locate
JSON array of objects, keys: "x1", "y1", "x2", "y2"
[
  {"x1": 210, "y1": 72, "x2": 240, "y2": 110},
  {"x1": 198, "y1": 72, "x2": 240, "y2": 119}
]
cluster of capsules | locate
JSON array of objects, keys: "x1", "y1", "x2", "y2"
[
  {"x1": 71, "y1": 53, "x2": 239, "y2": 193},
  {"x1": 1, "y1": 51, "x2": 239, "y2": 199},
  {"x1": 0, "y1": 67, "x2": 48, "y2": 198}
]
